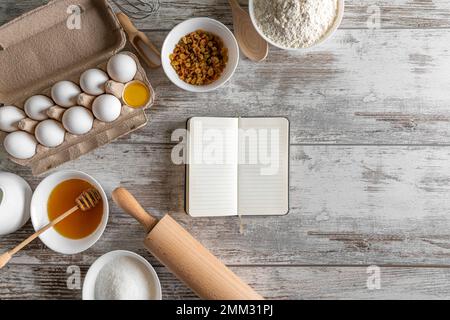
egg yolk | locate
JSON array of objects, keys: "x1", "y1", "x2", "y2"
[{"x1": 123, "y1": 81, "x2": 150, "y2": 108}]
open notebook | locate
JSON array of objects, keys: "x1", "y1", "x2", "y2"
[{"x1": 186, "y1": 117, "x2": 289, "y2": 217}]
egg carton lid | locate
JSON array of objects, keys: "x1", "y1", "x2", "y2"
[{"x1": 0, "y1": 0, "x2": 126, "y2": 107}]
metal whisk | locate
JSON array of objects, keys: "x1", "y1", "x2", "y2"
[{"x1": 111, "y1": 0, "x2": 161, "y2": 20}]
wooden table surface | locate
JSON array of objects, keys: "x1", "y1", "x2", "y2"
[{"x1": 2, "y1": 0, "x2": 450, "y2": 300}]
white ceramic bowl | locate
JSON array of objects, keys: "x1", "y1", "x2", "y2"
[
  {"x1": 161, "y1": 17, "x2": 239, "y2": 92},
  {"x1": 249, "y1": 0, "x2": 345, "y2": 51},
  {"x1": 30, "y1": 170, "x2": 109, "y2": 255},
  {"x1": 82, "y1": 250, "x2": 162, "y2": 300},
  {"x1": 0, "y1": 172, "x2": 32, "y2": 236}
]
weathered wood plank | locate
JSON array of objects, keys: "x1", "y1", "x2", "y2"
[
  {"x1": 2, "y1": 7, "x2": 450, "y2": 144},
  {"x1": 3, "y1": 144, "x2": 450, "y2": 266},
  {"x1": 133, "y1": 0, "x2": 450, "y2": 30},
  {"x1": 130, "y1": 29, "x2": 450, "y2": 145},
  {"x1": 2, "y1": 0, "x2": 450, "y2": 29},
  {"x1": 3, "y1": 0, "x2": 450, "y2": 300},
  {"x1": 2, "y1": 264, "x2": 450, "y2": 300}
]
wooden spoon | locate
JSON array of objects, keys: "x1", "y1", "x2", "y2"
[
  {"x1": 228, "y1": 0, "x2": 268, "y2": 62},
  {"x1": 0, "y1": 189, "x2": 102, "y2": 270},
  {"x1": 116, "y1": 12, "x2": 161, "y2": 69}
]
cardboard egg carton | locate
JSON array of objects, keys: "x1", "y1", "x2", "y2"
[{"x1": 0, "y1": 0, "x2": 153, "y2": 175}]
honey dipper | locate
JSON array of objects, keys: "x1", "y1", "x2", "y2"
[{"x1": 0, "y1": 189, "x2": 102, "y2": 270}]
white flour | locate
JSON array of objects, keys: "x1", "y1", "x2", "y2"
[{"x1": 253, "y1": 0, "x2": 339, "y2": 48}]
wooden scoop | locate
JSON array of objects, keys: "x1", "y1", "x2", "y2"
[
  {"x1": 0, "y1": 189, "x2": 102, "y2": 270},
  {"x1": 116, "y1": 12, "x2": 161, "y2": 69},
  {"x1": 112, "y1": 187, "x2": 263, "y2": 300},
  {"x1": 228, "y1": 0, "x2": 268, "y2": 62}
]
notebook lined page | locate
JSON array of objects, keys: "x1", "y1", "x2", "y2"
[
  {"x1": 187, "y1": 117, "x2": 239, "y2": 217},
  {"x1": 238, "y1": 118, "x2": 289, "y2": 215}
]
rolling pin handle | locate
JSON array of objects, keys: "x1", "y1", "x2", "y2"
[{"x1": 112, "y1": 187, "x2": 158, "y2": 232}]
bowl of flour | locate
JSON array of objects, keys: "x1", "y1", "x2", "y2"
[{"x1": 249, "y1": 0, "x2": 344, "y2": 50}]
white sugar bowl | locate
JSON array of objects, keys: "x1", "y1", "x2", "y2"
[{"x1": 0, "y1": 172, "x2": 32, "y2": 235}]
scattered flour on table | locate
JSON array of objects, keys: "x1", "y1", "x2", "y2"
[
  {"x1": 253, "y1": 0, "x2": 339, "y2": 48},
  {"x1": 95, "y1": 256, "x2": 156, "y2": 300}
]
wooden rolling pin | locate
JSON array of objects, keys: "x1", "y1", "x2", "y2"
[{"x1": 112, "y1": 187, "x2": 263, "y2": 300}]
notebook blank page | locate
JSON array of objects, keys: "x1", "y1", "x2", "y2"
[
  {"x1": 187, "y1": 117, "x2": 239, "y2": 217},
  {"x1": 238, "y1": 118, "x2": 289, "y2": 215}
]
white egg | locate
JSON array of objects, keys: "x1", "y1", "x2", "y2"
[
  {"x1": 24, "y1": 95, "x2": 54, "y2": 121},
  {"x1": 3, "y1": 131, "x2": 37, "y2": 159},
  {"x1": 35, "y1": 120, "x2": 66, "y2": 148},
  {"x1": 107, "y1": 54, "x2": 137, "y2": 83},
  {"x1": 62, "y1": 106, "x2": 94, "y2": 135},
  {"x1": 92, "y1": 94, "x2": 122, "y2": 123},
  {"x1": 51, "y1": 81, "x2": 81, "y2": 108},
  {"x1": 0, "y1": 106, "x2": 26, "y2": 132},
  {"x1": 80, "y1": 69, "x2": 109, "y2": 96}
]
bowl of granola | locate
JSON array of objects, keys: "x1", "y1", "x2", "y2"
[{"x1": 162, "y1": 17, "x2": 239, "y2": 92}]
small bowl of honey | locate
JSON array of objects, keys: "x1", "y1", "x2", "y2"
[{"x1": 30, "y1": 170, "x2": 109, "y2": 255}]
